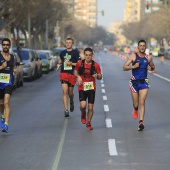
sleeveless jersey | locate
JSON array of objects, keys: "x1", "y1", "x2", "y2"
[
  {"x1": 0, "y1": 53, "x2": 14, "y2": 89},
  {"x1": 131, "y1": 53, "x2": 148, "y2": 80}
]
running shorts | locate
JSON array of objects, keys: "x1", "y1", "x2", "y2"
[
  {"x1": 60, "y1": 73, "x2": 76, "y2": 86},
  {"x1": 79, "y1": 90, "x2": 95, "y2": 104},
  {"x1": 129, "y1": 79, "x2": 149, "y2": 93},
  {"x1": 0, "y1": 85, "x2": 13, "y2": 99}
]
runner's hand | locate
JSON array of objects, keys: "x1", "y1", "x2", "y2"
[
  {"x1": 13, "y1": 68, "x2": 18, "y2": 74},
  {"x1": 77, "y1": 76, "x2": 83, "y2": 85},
  {"x1": 64, "y1": 59, "x2": 72, "y2": 66},
  {"x1": 2, "y1": 61, "x2": 7, "y2": 69},
  {"x1": 92, "y1": 73, "x2": 98, "y2": 79},
  {"x1": 56, "y1": 64, "x2": 61, "y2": 70},
  {"x1": 133, "y1": 62, "x2": 140, "y2": 69}
]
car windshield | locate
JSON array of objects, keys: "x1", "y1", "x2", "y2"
[
  {"x1": 13, "y1": 50, "x2": 30, "y2": 60},
  {"x1": 37, "y1": 53, "x2": 47, "y2": 59}
]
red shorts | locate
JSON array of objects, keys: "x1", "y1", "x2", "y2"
[{"x1": 60, "y1": 73, "x2": 76, "y2": 86}]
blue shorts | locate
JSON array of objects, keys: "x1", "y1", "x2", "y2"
[{"x1": 129, "y1": 79, "x2": 149, "y2": 93}]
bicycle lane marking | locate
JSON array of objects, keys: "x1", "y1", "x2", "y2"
[
  {"x1": 152, "y1": 72, "x2": 170, "y2": 82},
  {"x1": 52, "y1": 119, "x2": 68, "y2": 170}
]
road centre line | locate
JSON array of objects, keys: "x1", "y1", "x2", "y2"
[
  {"x1": 52, "y1": 119, "x2": 68, "y2": 170},
  {"x1": 101, "y1": 84, "x2": 105, "y2": 87},
  {"x1": 108, "y1": 139, "x2": 118, "y2": 156},
  {"x1": 104, "y1": 105, "x2": 109, "y2": 112},
  {"x1": 102, "y1": 89, "x2": 105, "y2": 93},
  {"x1": 101, "y1": 80, "x2": 104, "y2": 83},
  {"x1": 106, "y1": 118, "x2": 112, "y2": 128},
  {"x1": 103, "y1": 96, "x2": 107, "y2": 100}
]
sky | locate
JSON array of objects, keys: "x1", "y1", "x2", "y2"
[{"x1": 97, "y1": 0, "x2": 126, "y2": 29}]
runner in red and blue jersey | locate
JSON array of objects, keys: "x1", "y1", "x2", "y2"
[{"x1": 123, "y1": 40, "x2": 155, "y2": 131}]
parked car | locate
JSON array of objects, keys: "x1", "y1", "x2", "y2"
[
  {"x1": 36, "y1": 51, "x2": 50, "y2": 73},
  {"x1": 55, "y1": 47, "x2": 66, "y2": 55},
  {"x1": 31, "y1": 49, "x2": 42, "y2": 78},
  {"x1": 13, "y1": 48, "x2": 37, "y2": 81},
  {"x1": 37, "y1": 50, "x2": 55, "y2": 70},
  {"x1": 13, "y1": 52, "x2": 24, "y2": 88},
  {"x1": 165, "y1": 48, "x2": 170, "y2": 59}
]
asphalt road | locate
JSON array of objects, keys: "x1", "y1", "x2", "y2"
[{"x1": 0, "y1": 51, "x2": 170, "y2": 170}]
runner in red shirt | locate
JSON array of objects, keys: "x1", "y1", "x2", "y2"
[{"x1": 74, "y1": 47, "x2": 102, "y2": 130}]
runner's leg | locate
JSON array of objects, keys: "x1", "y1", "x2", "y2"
[
  {"x1": 131, "y1": 91, "x2": 139, "y2": 109},
  {"x1": 3, "y1": 94, "x2": 11, "y2": 124},
  {"x1": 138, "y1": 89, "x2": 148, "y2": 121},
  {"x1": 62, "y1": 83, "x2": 69, "y2": 111},
  {"x1": 87, "y1": 103, "x2": 94, "y2": 122},
  {"x1": 68, "y1": 86, "x2": 74, "y2": 103}
]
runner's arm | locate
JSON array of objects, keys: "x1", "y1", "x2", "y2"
[
  {"x1": 148, "y1": 56, "x2": 155, "y2": 71},
  {"x1": 74, "y1": 69, "x2": 83, "y2": 85},
  {"x1": 96, "y1": 73, "x2": 102, "y2": 80},
  {"x1": 13, "y1": 62, "x2": 18, "y2": 74},
  {"x1": 123, "y1": 53, "x2": 139, "y2": 71}
]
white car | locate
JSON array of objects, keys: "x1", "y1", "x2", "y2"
[{"x1": 36, "y1": 50, "x2": 55, "y2": 70}]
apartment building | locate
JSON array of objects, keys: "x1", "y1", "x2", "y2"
[
  {"x1": 54, "y1": 0, "x2": 97, "y2": 27},
  {"x1": 74, "y1": 0, "x2": 97, "y2": 27},
  {"x1": 123, "y1": 0, "x2": 143, "y2": 23}
]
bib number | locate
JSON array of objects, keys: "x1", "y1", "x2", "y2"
[
  {"x1": 84, "y1": 82, "x2": 94, "y2": 91},
  {"x1": 0, "y1": 73, "x2": 10, "y2": 83},
  {"x1": 64, "y1": 62, "x2": 72, "y2": 70}
]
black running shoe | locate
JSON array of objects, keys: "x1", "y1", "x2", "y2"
[
  {"x1": 70, "y1": 102, "x2": 74, "y2": 112},
  {"x1": 65, "y1": 110, "x2": 70, "y2": 118},
  {"x1": 138, "y1": 121, "x2": 144, "y2": 131}
]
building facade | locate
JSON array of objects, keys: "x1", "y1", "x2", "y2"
[
  {"x1": 123, "y1": 0, "x2": 144, "y2": 23},
  {"x1": 74, "y1": 0, "x2": 97, "y2": 27}
]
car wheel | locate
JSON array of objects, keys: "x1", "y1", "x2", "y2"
[
  {"x1": 20, "y1": 80, "x2": 23, "y2": 86},
  {"x1": 16, "y1": 81, "x2": 20, "y2": 88}
]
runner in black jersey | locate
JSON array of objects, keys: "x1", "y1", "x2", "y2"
[
  {"x1": 57, "y1": 38, "x2": 80, "y2": 118},
  {"x1": 0, "y1": 38, "x2": 18, "y2": 133}
]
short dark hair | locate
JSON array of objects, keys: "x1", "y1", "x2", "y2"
[
  {"x1": 2, "y1": 38, "x2": 11, "y2": 46},
  {"x1": 138, "y1": 39, "x2": 146, "y2": 46},
  {"x1": 66, "y1": 37, "x2": 74, "y2": 43},
  {"x1": 84, "y1": 47, "x2": 93, "y2": 54}
]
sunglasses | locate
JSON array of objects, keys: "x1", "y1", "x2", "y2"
[{"x1": 2, "y1": 44, "x2": 10, "y2": 47}]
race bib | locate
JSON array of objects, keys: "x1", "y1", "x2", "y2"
[
  {"x1": 0, "y1": 73, "x2": 10, "y2": 83},
  {"x1": 84, "y1": 82, "x2": 94, "y2": 91},
  {"x1": 64, "y1": 62, "x2": 72, "y2": 70}
]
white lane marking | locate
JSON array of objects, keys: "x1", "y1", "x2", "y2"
[
  {"x1": 102, "y1": 89, "x2": 105, "y2": 93},
  {"x1": 101, "y1": 84, "x2": 105, "y2": 87},
  {"x1": 101, "y1": 80, "x2": 104, "y2": 83},
  {"x1": 108, "y1": 139, "x2": 118, "y2": 156},
  {"x1": 106, "y1": 118, "x2": 112, "y2": 128},
  {"x1": 154, "y1": 73, "x2": 170, "y2": 82},
  {"x1": 104, "y1": 105, "x2": 109, "y2": 112},
  {"x1": 52, "y1": 119, "x2": 68, "y2": 170},
  {"x1": 103, "y1": 96, "x2": 107, "y2": 100}
]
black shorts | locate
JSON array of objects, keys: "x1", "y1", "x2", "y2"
[
  {"x1": 61, "y1": 80, "x2": 74, "y2": 87},
  {"x1": 0, "y1": 85, "x2": 13, "y2": 99},
  {"x1": 79, "y1": 90, "x2": 95, "y2": 104}
]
